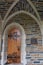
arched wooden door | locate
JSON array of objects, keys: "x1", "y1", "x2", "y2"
[{"x1": 7, "y1": 28, "x2": 21, "y2": 64}]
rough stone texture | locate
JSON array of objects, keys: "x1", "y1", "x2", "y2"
[
  {"x1": 0, "y1": 0, "x2": 43, "y2": 20},
  {"x1": 0, "y1": 1, "x2": 13, "y2": 19},
  {"x1": 4, "y1": 13, "x2": 42, "y2": 65},
  {"x1": 0, "y1": 0, "x2": 43, "y2": 65}
]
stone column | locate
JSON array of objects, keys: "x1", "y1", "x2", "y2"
[
  {"x1": 1, "y1": 38, "x2": 5, "y2": 65},
  {"x1": 0, "y1": 16, "x2": 2, "y2": 65},
  {"x1": 40, "y1": 21, "x2": 43, "y2": 45}
]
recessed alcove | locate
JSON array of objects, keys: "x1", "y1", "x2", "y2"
[
  {"x1": 31, "y1": 38, "x2": 38, "y2": 45},
  {"x1": 1, "y1": 13, "x2": 42, "y2": 65},
  {"x1": 7, "y1": 13, "x2": 42, "y2": 46},
  {"x1": 2, "y1": 22, "x2": 26, "y2": 65}
]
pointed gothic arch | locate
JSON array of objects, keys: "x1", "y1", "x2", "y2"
[
  {"x1": 3, "y1": 11, "x2": 42, "y2": 35},
  {"x1": 1, "y1": 22, "x2": 26, "y2": 65},
  {"x1": 1, "y1": 0, "x2": 43, "y2": 65},
  {"x1": 3, "y1": 0, "x2": 41, "y2": 21}
]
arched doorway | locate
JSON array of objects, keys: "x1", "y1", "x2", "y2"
[
  {"x1": 7, "y1": 28, "x2": 21, "y2": 64},
  {"x1": 2, "y1": 22, "x2": 26, "y2": 65}
]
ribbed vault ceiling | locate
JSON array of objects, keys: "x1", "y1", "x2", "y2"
[{"x1": 0, "y1": 0, "x2": 43, "y2": 20}]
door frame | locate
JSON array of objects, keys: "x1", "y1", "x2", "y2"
[{"x1": 1, "y1": 22, "x2": 26, "y2": 65}]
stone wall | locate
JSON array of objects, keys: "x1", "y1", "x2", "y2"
[
  {"x1": 0, "y1": 12, "x2": 43, "y2": 65},
  {"x1": 7, "y1": 13, "x2": 43, "y2": 65},
  {"x1": 19, "y1": 20, "x2": 43, "y2": 65},
  {"x1": 0, "y1": 0, "x2": 43, "y2": 20},
  {"x1": 0, "y1": 0, "x2": 43, "y2": 65}
]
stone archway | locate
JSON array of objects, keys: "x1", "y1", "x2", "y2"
[
  {"x1": 1, "y1": 22, "x2": 26, "y2": 65},
  {"x1": 4, "y1": 0, "x2": 40, "y2": 21}
]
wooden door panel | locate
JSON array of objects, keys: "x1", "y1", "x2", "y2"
[{"x1": 7, "y1": 28, "x2": 21, "y2": 64}]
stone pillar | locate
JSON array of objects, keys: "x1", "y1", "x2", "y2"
[
  {"x1": 40, "y1": 21, "x2": 43, "y2": 45},
  {"x1": 0, "y1": 16, "x2": 2, "y2": 52},
  {"x1": 0, "y1": 16, "x2": 2, "y2": 65},
  {"x1": 1, "y1": 38, "x2": 5, "y2": 65}
]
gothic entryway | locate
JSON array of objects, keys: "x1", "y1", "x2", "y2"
[
  {"x1": 2, "y1": 23, "x2": 26, "y2": 65},
  {"x1": 7, "y1": 28, "x2": 21, "y2": 64}
]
